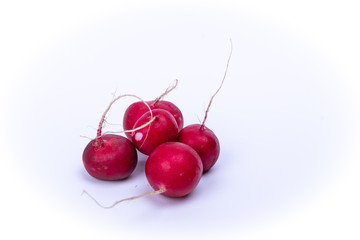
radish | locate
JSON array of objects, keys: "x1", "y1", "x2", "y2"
[
  {"x1": 83, "y1": 134, "x2": 138, "y2": 180},
  {"x1": 178, "y1": 40, "x2": 232, "y2": 172},
  {"x1": 145, "y1": 142, "x2": 203, "y2": 197},
  {"x1": 123, "y1": 80, "x2": 183, "y2": 139},
  {"x1": 131, "y1": 109, "x2": 179, "y2": 155},
  {"x1": 82, "y1": 94, "x2": 153, "y2": 180},
  {"x1": 178, "y1": 124, "x2": 220, "y2": 172}
]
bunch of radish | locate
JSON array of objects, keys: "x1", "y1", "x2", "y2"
[{"x1": 82, "y1": 42, "x2": 232, "y2": 207}]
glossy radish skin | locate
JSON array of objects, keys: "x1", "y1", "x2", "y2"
[
  {"x1": 152, "y1": 100, "x2": 184, "y2": 130},
  {"x1": 178, "y1": 124, "x2": 220, "y2": 172},
  {"x1": 123, "y1": 100, "x2": 183, "y2": 139},
  {"x1": 82, "y1": 134, "x2": 138, "y2": 180},
  {"x1": 132, "y1": 109, "x2": 178, "y2": 155},
  {"x1": 145, "y1": 142, "x2": 203, "y2": 197}
]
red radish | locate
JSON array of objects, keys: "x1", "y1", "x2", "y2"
[
  {"x1": 123, "y1": 80, "x2": 183, "y2": 139},
  {"x1": 178, "y1": 40, "x2": 232, "y2": 172},
  {"x1": 82, "y1": 94, "x2": 153, "y2": 180},
  {"x1": 178, "y1": 124, "x2": 220, "y2": 172},
  {"x1": 145, "y1": 142, "x2": 203, "y2": 197},
  {"x1": 131, "y1": 109, "x2": 178, "y2": 155},
  {"x1": 83, "y1": 134, "x2": 137, "y2": 180}
]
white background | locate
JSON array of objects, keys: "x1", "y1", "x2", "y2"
[{"x1": 1, "y1": 1, "x2": 359, "y2": 239}]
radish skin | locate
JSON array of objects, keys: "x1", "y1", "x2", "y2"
[
  {"x1": 145, "y1": 142, "x2": 203, "y2": 197},
  {"x1": 82, "y1": 134, "x2": 137, "y2": 180},
  {"x1": 131, "y1": 109, "x2": 179, "y2": 155},
  {"x1": 178, "y1": 124, "x2": 220, "y2": 172}
]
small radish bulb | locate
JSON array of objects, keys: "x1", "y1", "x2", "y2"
[
  {"x1": 178, "y1": 124, "x2": 220, "y2": 172},
  {"x1": 82, "y1": 134, "x2": 137, "y2": 180},
  {"x1": 145, "y1": 142, "x2": 203, "y2": 197}
]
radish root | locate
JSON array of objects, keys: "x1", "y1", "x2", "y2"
[
  {"x1": 153, "y1": 79, "x2": 178, "y2": 105},
  {"x1": 96, "y1": 94, "x2": 153, "y2": 140},
  {"x1": 201, "y1": 39, "x2": 233, "y2": 128},
  {"x1": 80, "y1": 135, "x2": 94, "y2": 140},
  {"x1": 82, "y1": 187, "x2": 166, "y2": 209},
  {"x1": 102, "y1": 118, "x2": 156, "y2": 135}
]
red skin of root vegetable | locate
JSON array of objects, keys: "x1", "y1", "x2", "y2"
[
  {"x1": 178, "y1": 124, "x2": 220, "y2": 172},
  {"x1": 145, "y1": 142, "x2": 203, "y2": 197},
  {"x1": 123, "y1": 100, "x2": 184, "y2": 139},
  {"x1": 131, "y1": 109, "x2": 179, "y2": 155},
  {"x1": 82, "y1": 134, "x2": 138, "y2": 180}
]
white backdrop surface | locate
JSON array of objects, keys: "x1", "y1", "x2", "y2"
[{"x1": 1, "y1": 1, "x2": 359, "y2": 240}]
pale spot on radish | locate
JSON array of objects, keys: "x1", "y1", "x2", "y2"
[
  {"x1": 134, "y1": 132, "x2": 143, "y2": 141},
  {"x1": 161, "y1": 161, "x2": 171, "y2": 171}
]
